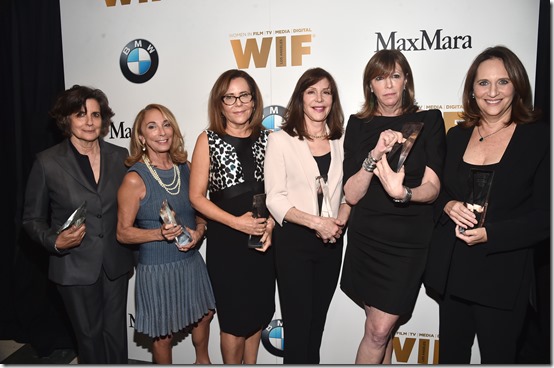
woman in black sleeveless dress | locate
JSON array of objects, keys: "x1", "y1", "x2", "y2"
[
  {"x1": 189, "y1": 70, "x2": 275, "y2": 364},
  {"x1": 341, "y1": 50, "x2": 446, "y2": 364}
]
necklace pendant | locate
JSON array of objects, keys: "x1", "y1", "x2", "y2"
[{"x1": 479, "y1": 137, "x2": 484, "y2": 142}]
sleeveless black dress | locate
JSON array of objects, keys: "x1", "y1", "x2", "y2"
[
  {"x1": 205, "y1": 130, "x2": 276, "y2": 336},
  {"x1": 340, "y1": 110, "x2": 446, "y2": 315}
]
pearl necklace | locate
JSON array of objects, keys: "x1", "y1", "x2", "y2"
[
  {"x1": 142, "y1": 155, "x2": 181, "y2": 195},
  {"x1": 477, "y1": 123, "x2": 511, "y2": 142}
]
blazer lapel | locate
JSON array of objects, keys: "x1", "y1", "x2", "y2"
[
  {"x1": 292, "y1": 138, "x2": 320, "y2": 197},
  {"x1": 326, "y1": 138, "x2": 343, "y2": 200},
  {"x1": 54, "y1": 140, "x2": 97, "y2": 194}
]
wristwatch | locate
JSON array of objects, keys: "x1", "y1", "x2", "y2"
[{"x1": 393, "y1": 186, "x2": 412, "y2": 204}]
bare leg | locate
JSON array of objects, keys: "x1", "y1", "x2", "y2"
[
  {"x1": 382, "y1": 336, "x2": 394, "y2": 364},
  {"x1": 220, "y1": 331, "x2": 245, "y2": 364},
  {"x1": 152, "y1": 335, "x2": 173, "y2": 364},
  {"x1": 191, "y1": 310, "x2": 215, "y2": 364},
  {"x1": 355, "y1": 305, "x2": 399, "y2": 364},
  {"x1": 243, "y1": 329, "x2": 262, "y2": 364}
]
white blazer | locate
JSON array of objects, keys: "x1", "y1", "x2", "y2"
[{"x1": 264, "y1": 129, "x2": 345, "y2": 226}]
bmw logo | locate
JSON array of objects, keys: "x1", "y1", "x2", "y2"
[
  {"x1": 262, "y1": 105, "x2": 286, "y2": 131},
  {"x1": 261, "y1": 319, "x2": 284, "y2": 357},
  {"x1": 119, "y1": 39, "x2": 159, "y2": 83}
]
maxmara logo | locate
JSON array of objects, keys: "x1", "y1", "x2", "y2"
[
  {"x1": 376, "y1": 29, "x2": 472, "y2": 51},
  {"x1": 230, "y1": 28, "x2": 313, "y2": 69}
]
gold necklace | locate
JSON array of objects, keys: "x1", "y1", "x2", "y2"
[
  {"x1": 477, "y1": 123, "x2": 511, "y2": 142},
  {"x1": 142, "y1": 154, "x2": 181, "y2": 195},
  {"x1": 307, "y1": 133, "x2": 328, "y2": 139}
]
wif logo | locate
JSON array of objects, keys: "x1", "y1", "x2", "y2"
[
  {"x1": 105, "y1": 0, "x2": 160, "y2": 6},
  {"x1": 394, "y1": 331, "x2": 439, "y2": 364},
  {"x1": 230, "y1": 28, "x2": 313, "y2": 69}
]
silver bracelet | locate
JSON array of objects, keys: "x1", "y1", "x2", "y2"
[
  {"x1": 392, "y1": 186, "x2": 412, "y2": 203},
  {"x1": 362, "y1": 157, "x2": 377, "y2": 172},
  {"x1": 362, "y1": 152, "x2": 381, "y2": 172}
]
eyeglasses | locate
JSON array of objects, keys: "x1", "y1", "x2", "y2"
[{"x1": 221, "y1": 93, "x2": 253, "y2": 106}]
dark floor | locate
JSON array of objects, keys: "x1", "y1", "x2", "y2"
[{"x1": 1, "y1": 343, "x2": 149, "y2": 365}]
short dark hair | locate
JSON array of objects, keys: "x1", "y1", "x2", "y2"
[{"x1": 49, "y1": 85, "x2": 114, "y2": 138}]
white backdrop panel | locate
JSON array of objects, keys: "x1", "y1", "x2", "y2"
[{"x1": 60, "y1": 0, "x2": 539, "y2": 363}]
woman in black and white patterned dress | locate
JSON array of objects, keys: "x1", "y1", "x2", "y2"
[{"x1": 189, "y1": 69, "x2": 276, "y2": 364}]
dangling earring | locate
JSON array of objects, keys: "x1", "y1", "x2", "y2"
[
  {"x1": 140, "y1": 141, "x2": 146, "y2": 152},
  {"x1": 471, "y1": 92, "x2": 475, "y2": 99}
]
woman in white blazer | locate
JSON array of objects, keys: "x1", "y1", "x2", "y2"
[{"x1": 265, "y1": 68, "x2": 351, "y2": 364}]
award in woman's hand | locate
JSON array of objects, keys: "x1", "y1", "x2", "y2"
[
  {"x1": 316, "y1": 175, "x2": 333, "y2": 218},
  {"x1": 57, "y1": 201, "x2": 87, "y2": 234},
  {"x1": 459, "y1": 169, "x2": 494, "y2": 234},
  {"x1": 248, "y1": 193, "x2": 269, "y2": 248},
  {"x1": 160, "y1": 199, "x2": 192, "y2": 247},
  {"x1": 387, "y1": 122, "x2": 424, "y2": 172}
]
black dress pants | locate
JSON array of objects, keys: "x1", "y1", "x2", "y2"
[
  {"x1": 438, "y1": 288, "x2": 528, "y2": 364},
  {"x1": 57, "y1": 267, "x2": 130, "y2": 364},
  {"x1": 274, "y1": 222, "x2": 343, "y2": 364}
]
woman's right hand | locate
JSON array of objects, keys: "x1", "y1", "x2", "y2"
[
  {"x1": 235, "y1": 212, "x2": 268, "y2": 236},
  {"x1": 314, "y1": 216, "x2": 344, "y2": 244},
  {"x1": 444, "y1": 200, "x2": 478, "y2": 231},
  {"x1": 55, "y1": 223, "x2": 87, "y2": 250},
  {"x1": 372, "y1": 129, "x2": 405, "y2": 159}
]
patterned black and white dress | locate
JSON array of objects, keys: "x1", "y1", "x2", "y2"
[{"x1": 205, "y1": 129, "x2": 276, "y2": 336}]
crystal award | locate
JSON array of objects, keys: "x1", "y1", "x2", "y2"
[
  {"x1": 387, "y1": 122, "x2": 424, "y2": 172},
  {"x1": 248, "y1": 193, "x2": 269, "y2": 248},
  {"x1": 459, "y1": 169, "x2": 494, "y2": 233},
  {"x1": 160, "y1": 199, "x2": 192, "y2": 247},
  {"x1": 316, "y1": 175, "x2": 333, "y2": 218},
  {"x1": 57, "y1": 201, "x2": 87, "y2": 234}
]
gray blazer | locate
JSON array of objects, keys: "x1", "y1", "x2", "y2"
[{"x1": 22, "y1": 139, "x2": 134, "y2": 286}]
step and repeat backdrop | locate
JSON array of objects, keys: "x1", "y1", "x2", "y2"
[{"x1": 60, "y1": 0, "x2": 540, "y2": 364}]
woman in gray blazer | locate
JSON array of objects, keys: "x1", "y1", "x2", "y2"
[
  {"x1": 265, "y1": 68, "x2": 351, "y2": 364},
  {"x1": 22, "y1": 85, "x2": 134, "y2": 364}
]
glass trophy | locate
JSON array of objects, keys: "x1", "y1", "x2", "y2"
[
  {"x1": 248, "y1": 193, "x2": 269, "y2": 248},
  {"x1": 57, "y1": 201, "x2": 87, "y2": 234},
  {"x1": 387, "y1": 122, "x2": 424, "y2": 172},
  {"x1": 160, "y1": 199, "x2": 192, "y2": 247},
  {"x1": 459, "y1": 169, "x2": 494, "y2": 234},
  {"x1": 316, "y1": 175, "x2": 333, "y2": 218}
]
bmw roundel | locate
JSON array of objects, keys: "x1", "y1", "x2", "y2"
[
  {"x1": 261, "y1": 319, "x2": 284, "y2": 357},
  {"x1": 120, "y1": 39, "x2": 159, "y2": 83}
]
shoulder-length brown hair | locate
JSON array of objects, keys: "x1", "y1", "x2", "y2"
[
  {"x1": 281, "y1": 67, "x2": 344, "y2": 141},
  {"x1": 125, "y1": 104, "x2": 188, "y2": 167},
  {"x1": 50, "y1": 85, "x2": 114, "y2": 138},
  {"x1": 460, "y1": 45, "x2": 540, "y2": 128},
  {"x1": 207, "y1": 69, "x2": 265, "y2": 138},
  {"x1": 356, "y1": 49, "x2": 418, "y2": 120}
]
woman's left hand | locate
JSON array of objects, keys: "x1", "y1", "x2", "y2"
[
  {"x1": 455, "y1": 225, "x2": 488, "y2": 246},
  {"x1": 373, "y1": 155, "x2": 406, "y2": 200},
  {"x1": 176, "y1": 225, "x2": 205, "y2": 252},
  {"x1": 255, "y1": 217, "x2": 275, "y2": 252}
]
